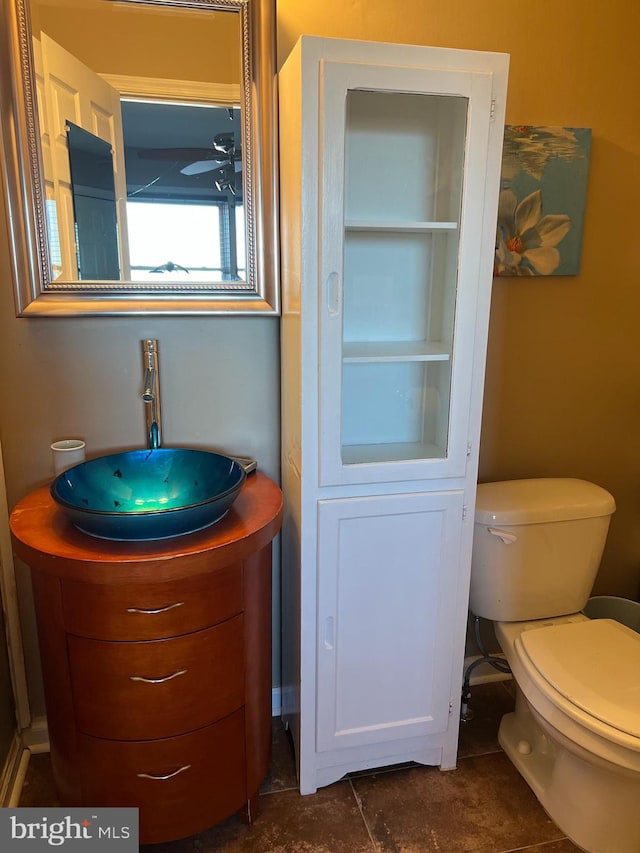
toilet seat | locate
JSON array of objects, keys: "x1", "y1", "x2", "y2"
[{"x1": 515, "y1": 618, "x2": 640, "y2": 747}]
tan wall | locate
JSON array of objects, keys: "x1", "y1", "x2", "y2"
[
  {"x1": 33, "y1": 0, "x2": 240, "y2": 83},
  {"x1": 277, "y1": 0, "x2": 640, "y2": 601}
]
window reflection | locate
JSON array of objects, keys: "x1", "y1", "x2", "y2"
[{"x1": 127, "y1": 200, "x2": 245, "y2": 280}]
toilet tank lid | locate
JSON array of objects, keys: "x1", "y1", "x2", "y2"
[{"x1": 474, "y1": 478, "x2": 616, "y2": 525}]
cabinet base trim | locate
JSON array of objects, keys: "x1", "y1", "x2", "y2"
[{"x1": 301, "y1": 743, "x2": 443, "y2": 795}]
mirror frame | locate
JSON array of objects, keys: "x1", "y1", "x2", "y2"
[{"x1": 0, "y1": 0, "x2": 279, "y2": 316}]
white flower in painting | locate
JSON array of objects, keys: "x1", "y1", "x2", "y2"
[{"x1": 495, "y1": 189, "x2": 571, "y2": 276}]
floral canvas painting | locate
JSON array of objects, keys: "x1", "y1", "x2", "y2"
[{"x1": 495, "y1": 126, "x2": 591, "y2": 276}]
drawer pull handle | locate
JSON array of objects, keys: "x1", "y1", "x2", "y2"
[
  {"x1": 129, "y1": 669, "x2": 187, "y2": 684},
  {"x1": 126, "y1": 602, "x2": 185, "y2": 615},
  {"x1": 137, "y1": 764, "x2": 191, "y2": 781}
]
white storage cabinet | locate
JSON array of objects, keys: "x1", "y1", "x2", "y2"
[{"x1": 280, "y1": 36, "x2": 508, "y2": 794}]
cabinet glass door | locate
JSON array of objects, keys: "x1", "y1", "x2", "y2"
[
  {"x1": 342, "y1": 89, "x2": 465, "y2": 466},
  {"x1": 319, "y1": 62, "x2": 493, "y2": 486}
]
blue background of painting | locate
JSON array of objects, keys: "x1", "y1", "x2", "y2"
[{"x1": 507, "y1": 127, "x2": 591, "y2": 275}]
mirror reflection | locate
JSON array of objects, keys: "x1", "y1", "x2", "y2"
[
  {"x1": 122, "y1": 101, "x2": 245, "y2": 282},
  {"x1": 30, "y1": 0, "x2": 247, "y2": 286}
]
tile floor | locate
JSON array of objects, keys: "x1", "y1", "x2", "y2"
[{"x1": 19, "y1": 681, "x2": 581, "y2": 852}]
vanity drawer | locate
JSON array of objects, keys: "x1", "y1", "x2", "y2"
[
  {"x1": 69, "y1": 617, "x2": 244, "y2": 740},
  {"x1": 78, "y1": 709, "x2": 246, "y2": 845},
  {"x1": 62, "y1": 563, "x2": 242, "y2": 640}
]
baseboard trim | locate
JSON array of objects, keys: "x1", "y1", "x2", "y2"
[
  {"x1": 463, "y1": 653, "x2": 511, "y2": 685},
  {"x1": 272, "y1": 686, "x2": 281, "y2": 717},
  {"x1": 0, "y1": 733, "x2": 28, "y2": 807},
  {"x1": 20, "y1": 716, "x2": 49, "y2": 754}
]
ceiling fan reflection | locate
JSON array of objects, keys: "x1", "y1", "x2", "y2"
[{"x1": 137, "y1": 131, "x2": 242, "y2": 192}]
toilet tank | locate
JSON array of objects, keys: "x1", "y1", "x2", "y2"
[{"x1": 469, "y1": 479, "x2": 616, "y2": 622}]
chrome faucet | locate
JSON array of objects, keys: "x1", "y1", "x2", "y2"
[{"x1": 141, "y1": 339, "x2": 162, "y2": 449}]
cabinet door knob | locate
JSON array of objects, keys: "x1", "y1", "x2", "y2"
[
  {"x1": 126, "y1": 602, "x2": 185, "y2": 614},
  {"x1": 129, "y1": 669, "x2": 187, "y2": 684},
  {"x1": 323, "y1": 616, "x2": 334, "y2": 650},
  {"x1": 136, "y1": 765, "x2": 191, "y2": 781}
]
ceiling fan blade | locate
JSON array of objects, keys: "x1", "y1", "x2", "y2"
[
  {"x1": 181, "y1": 158, "x2": 243, "y2": 176},
  {"x1": 180, "y1": 160, "x2": 221, "y2": 175},
  {"x1": 137, "y1": 147, "x2": 227, "y2": 162}
]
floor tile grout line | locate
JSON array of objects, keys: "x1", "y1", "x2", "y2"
[
  {"x1": 348, "y1": 777, "x2": 380, "y2": 852},
  {"x1": 457, "y1": 746, "x2": 504, "y2": 760},
  {"x1": 499, "y1": 835, "x2": 571, "y2": 852},
  {"x1": 261, "y1": 784, "x2": 300, "y2": 796}
]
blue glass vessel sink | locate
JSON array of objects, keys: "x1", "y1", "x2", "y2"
[{"x1": 50, "y1": 448, "x2": 247, "y2": 541}]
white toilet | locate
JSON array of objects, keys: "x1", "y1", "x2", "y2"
[{"x1": 470, "y1": 478, "x2": 640, "y2": 853}]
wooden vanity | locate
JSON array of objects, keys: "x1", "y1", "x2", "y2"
[{"x1": 10, "y1": 472, "x2": 282, "y2": 845}]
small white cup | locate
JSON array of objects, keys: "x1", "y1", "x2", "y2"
[{"x1": 51, "y1": 439, "x2": 86, "y2": 476}]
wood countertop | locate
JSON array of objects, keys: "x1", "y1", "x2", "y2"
[{"x1": 10, "y1": 472, "x2": 283, "y2": 583}]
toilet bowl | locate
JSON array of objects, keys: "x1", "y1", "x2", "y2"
[
  {"x1": 470, "y1": 478, "x2": 640, "y2": 853},
  {"x1": 497, "y1": 615, "x2": 640, "y2": 853}
]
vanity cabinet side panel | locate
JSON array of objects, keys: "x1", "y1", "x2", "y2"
[
  {"x1": 279, "y1": 36, "x2": 322, "y2": 792},
  {"x1": 29, "y1": 568, "x2": 80, "y2": 804},
  {"x1": 242, "y1": 544, "x2": 273, "y2": 812}
]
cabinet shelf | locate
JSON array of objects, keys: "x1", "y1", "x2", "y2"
[
  {"x1": 342, "y1": 441, "x2": 445, "y2": 465},
  {"x1": 345, "y1": 220, "x2": 458, "y2": 233},
  {"x1": 343, "y1": 341, "x2": 451, "y2": 363}
]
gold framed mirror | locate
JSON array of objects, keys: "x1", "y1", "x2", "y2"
[{"x1": 0, "y1": 0, "x2": 278, "y2": 315}]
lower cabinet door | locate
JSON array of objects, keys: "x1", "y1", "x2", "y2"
[
  {"x1": 316, "y1": 490, "x2": 464, "y2": 752},
  {"x1": 78, "y1": 710, "x2": 246, "y2": 845}
]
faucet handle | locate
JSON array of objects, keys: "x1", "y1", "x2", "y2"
[{"x1": 233, "y1": 456, "x2": 257, "y2": 475}]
